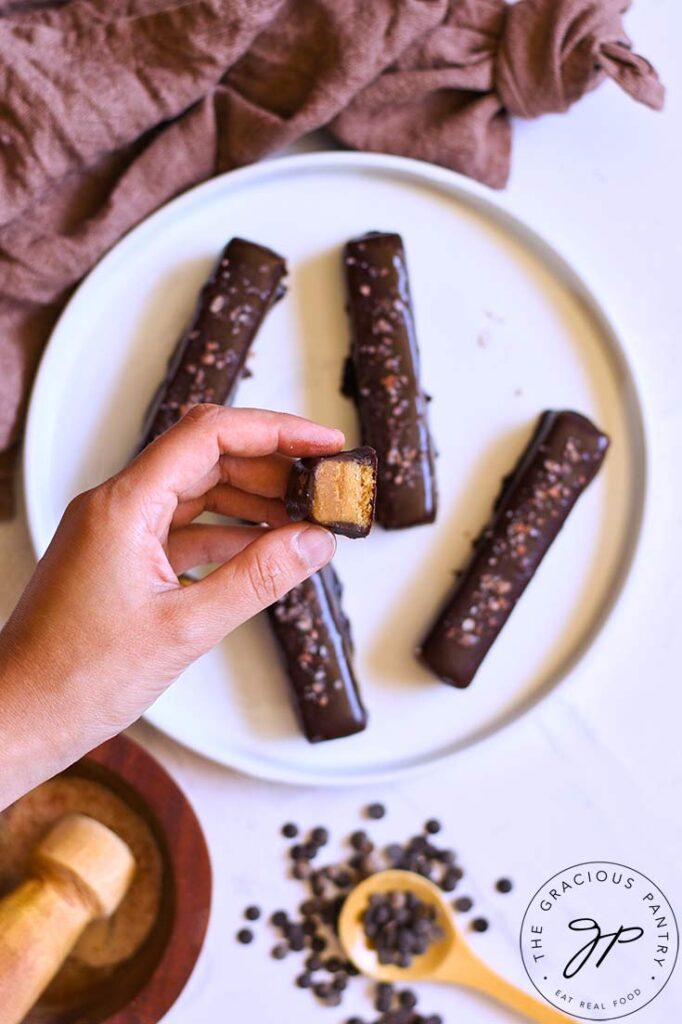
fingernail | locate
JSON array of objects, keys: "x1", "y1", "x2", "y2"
[{"x1": 295, "y1": 526, "x2": 336, "y2": 570}]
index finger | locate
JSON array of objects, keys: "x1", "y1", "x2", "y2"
[{"x1": 123, "y1": 404, "x2": 344, "y2": 517}]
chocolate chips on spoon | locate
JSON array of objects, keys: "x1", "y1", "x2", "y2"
[{"x1": 363, "y1": 890, "x2": 444, "y2": 967}]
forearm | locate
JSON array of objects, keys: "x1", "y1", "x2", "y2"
[{"x1": 0, "y1": 628, "x2": 114, "y2": 811}]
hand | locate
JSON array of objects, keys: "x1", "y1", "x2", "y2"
[{"x1": 0, "y1": 405, "x2": 343, "y2": 807}]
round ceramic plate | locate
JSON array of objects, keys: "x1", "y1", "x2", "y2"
[{"x1": 24, "y1": 152, "x2": 645, "y2": 785}]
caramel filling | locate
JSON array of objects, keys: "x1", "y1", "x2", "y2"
[{"x1": 311, "y1": 460, "x2": 375, "y2": 528}]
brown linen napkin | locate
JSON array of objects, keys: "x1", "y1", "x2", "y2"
[{"x1": 0, "y1": 0, "x2": 664, "y2": 517}]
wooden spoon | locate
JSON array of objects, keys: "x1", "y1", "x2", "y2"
[{"x1": 338, "y1": 869, "x2": 570, "y2": 1022}]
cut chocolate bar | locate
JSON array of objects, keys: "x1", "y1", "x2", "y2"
[
  {"x1": 267, "y1": 566, "x2": 368, "y2": 743},
  {"x1": 138, "y1": 237, "x2": 286, "y2": 449},
  {"x1": 419, "y1": 410, "x2": 610, "y2": 688},
  {"x1": 285, "y1": 447, "x2": 378, "y2": 539},
  {"x1": 343, "y1": 231, "x2": 437, "y2": 530}
]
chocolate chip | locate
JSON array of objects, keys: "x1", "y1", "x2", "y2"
[
  {"x1": 471, "y1": 916, "x2": 489, "y2": 932},
  {"x1": 237, "y1": 928, "x2": 253, "y2": 944},
  {"x1": 424, "y1": 819, "x2": 441, "y2": 834},
  {"x1": 440, "y1": 871, "x2": 458, "y2": 892},
  {"x1": 454, "y1": 896, "x2": 473, "y2": 912},
  {"x1": 271, "y1": 910, "x2": 288, "y2": 928},
  {"x1": 271, "y1": 944, "x2": 288, "y2": 960},
  {"x1": 375, "y1": 982, "x2": 394, "y2": 1011},
  {"x1": 311, "y1": 935, "x2": 327, "y2": 952},
  {"x1": 366, "y1": 802, "x2": 386, "y2": 819},
  {"x1": 325, "y1": 955, "x2": 344, "y2": 972},
  {"x1": 296, "y1": 972, "x2": 312, "y2": 988},
  {"x1": 282, "y1": 822, "x2": 298, "y2": 838},
  {"x1": 385, "y1": 843, "x2": 403, "y2": 864},
  {"x1": 496, "y1": 877, "x2": 513, "y2": 893},
  {"x1": 350, "y1": 830, "x2": 373, "y2": 852},
  {"x1": 398, "y1": 989, "x2": 418, "y2": 1008},
  {"x1": 311, "y1": 827, "x2": 329, "y2": 846},
  {"x1": 306, "y1": 953, "x2": 323, "y2": 972},
  {"x1": 244, "y1": 905, "x2": 261, "y2": 921}
]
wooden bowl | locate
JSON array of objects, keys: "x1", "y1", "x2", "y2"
[{"x1": 12, "y1": 733, "x2": 212, "y2": 1024}]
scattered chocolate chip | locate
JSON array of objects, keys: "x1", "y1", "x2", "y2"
[
  {"x1": 244, "y1": 806, "x2": 501, "y2": 1022},
  {"x1": 375, "y1": 982, "x2": 394, "y2": 1011},
  {"x1": 471, "y1": 916, "x2": 489, "y2": 932},
  {"x1": 237, "y1": 928, "x2": 253, "y2": 944},
  {"x1": 440, "y1": 868, "x2": 459, "y2": 892},
  {"x1": 350, "y1": 830, "x2": 372, "y2": 852},
  {"x1": 495, "y1": 877, "x2": 513, "y2": 893},
  {"x1": 399, "y1": 989, "x2": 418, "y2": 1008}
]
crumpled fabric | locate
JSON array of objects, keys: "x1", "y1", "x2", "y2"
[{"x1": 0, "y1": 0, "x2": 664, "y2": 516}]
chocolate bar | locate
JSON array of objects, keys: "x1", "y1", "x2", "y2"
[
  {"x1": 267, "y1": 566, "x2": 368, "y2": 743},
  {"x1": 343, "y1": 231, "x2": 437, "y2": 529},
  {"x1": 285, "y1": 447, "x2": 378, "y2": 539},
  {"x1": 138, "y1": 237, "x2": 286, "y2": 448},
  {"x1": 419, "y1": 410, "x2": 610, "y2": 688}
]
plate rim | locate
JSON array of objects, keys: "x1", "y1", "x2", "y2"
[{"x1": 23, "y1": 150, "x2": 649, "y2": 786}]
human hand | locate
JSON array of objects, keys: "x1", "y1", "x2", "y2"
[{"x1": 0, "y1": 405, "x2": 343, "y2": 806}]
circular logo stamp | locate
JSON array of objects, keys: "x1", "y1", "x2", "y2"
[{"x1": 520, "y1": 862, "x2": 678, "y2": 1020}]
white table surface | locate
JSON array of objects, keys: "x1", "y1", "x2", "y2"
[{"x1": 2, "y1": 3, "x2": 681, "y2": 1020}]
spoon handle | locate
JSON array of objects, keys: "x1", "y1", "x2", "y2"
[{"x1": 435, "y1": 949, "x2": 571, "y2": 1022}]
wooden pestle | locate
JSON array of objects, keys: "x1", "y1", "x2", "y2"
[{"x1": 0, "y1": 813, "x2": 136, "y2": 1024}]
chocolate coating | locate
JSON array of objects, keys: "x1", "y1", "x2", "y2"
[
  {"x1": 343, "y1": 232, "x2": 437, "y2": 530},
  {"x1": 419, "y1": 410, "x2": 610, "y2": 688},
  {"x1": 267, "y1": 566, "x2": 368, "y2": 743},
  {"x1": 138, "y1": 237, "x2": 286, "y2": 448},
  {"x1": 285, "y1": 447, "x2": 378, "y2": 539}
]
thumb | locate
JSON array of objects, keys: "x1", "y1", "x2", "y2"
[{"x1": 177, "y1": 523, "x2": 336, "y2": 648}]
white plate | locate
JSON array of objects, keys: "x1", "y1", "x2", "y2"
[{"x1": 24, "y1": 152, "x2": 645, "y2": 786}]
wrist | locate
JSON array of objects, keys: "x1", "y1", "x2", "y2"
[{"x1": 0, "y1": 631, "x2": 112, "y2": 809}]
